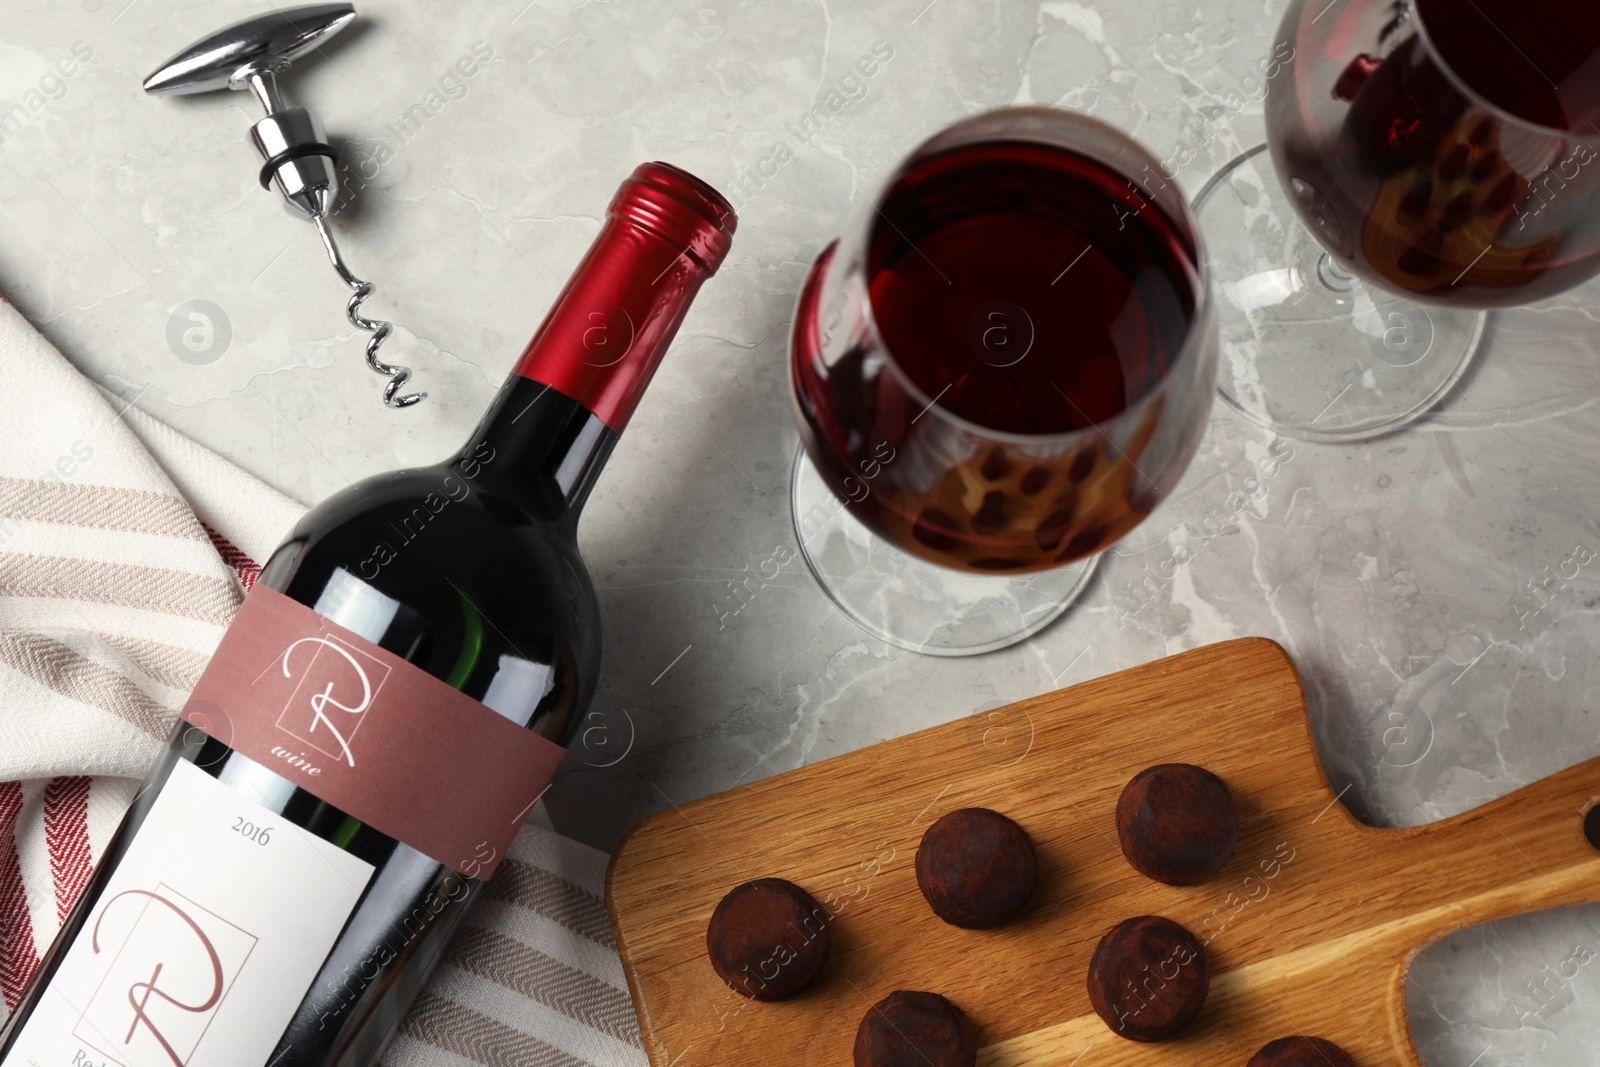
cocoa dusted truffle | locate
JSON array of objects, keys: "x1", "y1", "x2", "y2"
[
  {"x1": 915, "y1": 807, "x2": 1036, "y2": 928},
  {"x1": 853, "y1": 990, "x2": 978, "y2": 1067},
  {"x1": 705, "y1": 878, "x2": 830, "y2": 1000},
  {"x1": 1115, "y1": 762, "x2": 1238, "y2": 885},
  {"x1": 1247, "y1": 1036, "x2": 1356, "y2": 1067},
  {"x1": 1086, "y1": 914, "x2": 1209, "y2": 1041}
]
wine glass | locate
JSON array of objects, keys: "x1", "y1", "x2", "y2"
[
  {"x1": 1198, "y1": 0, "x2": 1600, "y2": 441},
  {"x1": 789, "y1": 108, "x2": 1218, "y2": 656}
]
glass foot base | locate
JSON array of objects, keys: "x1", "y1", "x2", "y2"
[
  {"x1": 1195, "y1": 145, "x2": 1486, "y2": 443},
  {"x1": 790, "y1": 444, "x2": 1097, "y2": 657}
]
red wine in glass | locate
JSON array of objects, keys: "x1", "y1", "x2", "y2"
[
  {"x1": 792, "y1": 135, "x2": 1214, "y2": 574},
  {"x1": 1266, "y1": 0, "x2": 1600, "y2": 308}
]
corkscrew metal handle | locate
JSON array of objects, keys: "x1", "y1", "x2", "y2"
[{"x1": 143, "y1": 2, "x2": 425, "y2": 408}]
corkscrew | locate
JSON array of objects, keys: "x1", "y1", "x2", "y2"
[{"x1": 143, "y1": 2, "x2": 425, "y2": 408}]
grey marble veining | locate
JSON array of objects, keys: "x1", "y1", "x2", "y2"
[{"x1": 3, "y1": 1, "x2": 1600, "y2": 1063}]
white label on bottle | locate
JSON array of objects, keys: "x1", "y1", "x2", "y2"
[{"x1": 3, "y1": 759, "x2": 373, "y2": 1067}]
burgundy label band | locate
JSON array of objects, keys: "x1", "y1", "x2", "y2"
[{"x1": 181, "y1": 585, "x2": 563, "y2": 879}]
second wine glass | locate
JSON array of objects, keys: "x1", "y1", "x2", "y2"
[{"x1": 1198, "y1": 0, "x2": 1600, "y2": 441}]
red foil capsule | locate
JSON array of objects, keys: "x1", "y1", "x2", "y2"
[{"x1": 514, "y1": 161, "x2": 737, "y2": 433}]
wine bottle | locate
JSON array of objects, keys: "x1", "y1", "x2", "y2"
[{"x1": 0, "y1": 161, "x2": 736, "y2": 1067}]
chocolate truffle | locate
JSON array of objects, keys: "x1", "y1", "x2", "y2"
[
  {"x1": 915, "y1": 807, "x2": 1036, "y2": 928},
  {"x1": 853, "y1": 990, "x2": 978, "y2": 1067},
  {"x1": 706, "y1": 878, "x2": 830, "y2": 1000},
  {"x1": 1247, "y1": 1036, "x2": 1356, "y2": 1067},
  {"x1": 1086, "y1": 915, "x2": 1209, "y2": 1041},
  {"x1": 1116, "y1": 762, "x2": 1238, "y2": 885}
]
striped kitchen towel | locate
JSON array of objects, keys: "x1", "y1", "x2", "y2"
[{"x1": 0, "y1": 294, "x2": 647, "y2": 1067}]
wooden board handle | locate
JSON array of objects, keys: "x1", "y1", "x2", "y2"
[
  {"x1": 1403, "y1": 752, "x2": 1600, "y2": 938},
  {"x1": 1378, "y1": 753, "x2": 1600, "y2": 1065}
]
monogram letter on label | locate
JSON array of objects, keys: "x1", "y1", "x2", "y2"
[
  {"x1": 76, "y1": 885, "x2": 258, "y2": 1067},
  {"x1": 274, "y1": 635, "x2": 392, "y2": 769}
]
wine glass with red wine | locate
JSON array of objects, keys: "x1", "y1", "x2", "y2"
[
  {"x1": 1197, "y1": 0, "x2": 1600, "y2": 440},
  {"x1": 789, "y1": 109, "x2": 1218, "y2": 656}
]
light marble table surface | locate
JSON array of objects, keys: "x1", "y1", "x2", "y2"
[{"x1": 4, "y1": 1, "x2": 1600, "y2": 1063}]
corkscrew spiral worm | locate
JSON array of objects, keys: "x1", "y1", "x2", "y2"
[{"x1": 313, "y1": 215, "x2": 426, "y2": 408}]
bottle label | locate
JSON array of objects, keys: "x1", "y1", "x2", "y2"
[
  {"x1": 180, "y1": 585, "x2": 565, "y2": 880},
  {"x1": 2, "y1": 759, "x2": 373, "y2": 1067}
]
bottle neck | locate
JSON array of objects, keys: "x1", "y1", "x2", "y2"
[
  {"x1": 457, "y1": 161, "x2": 735, "y2": 526},
  {"x1": 510, "y1": 213, "x2": 719, "y2": 436},
  {"x1": 456, "y1": 376, "x2": 617, "y2": 526}
]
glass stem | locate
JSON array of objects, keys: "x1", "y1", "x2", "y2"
[{"x1": 1316, "y1": 251, "x2": 1357, "y2": 293}]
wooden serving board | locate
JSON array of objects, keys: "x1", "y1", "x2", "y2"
[{"x1": 606, "y1": 639, "x2": 1600, "y2": 1066}]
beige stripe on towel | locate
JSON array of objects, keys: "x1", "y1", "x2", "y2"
[
  {"x1": 0, "y1": 630, "x2": 172, "y2": 740},
  {"x1": 0, "y1": 554, "x2": 238, "y2": 626},
  {"x1": 401, "y1": 993, "x2": 591, "y2": 1067},
  {"x1": 444, "y1": 928, "x2": 641, "y2": 1046},
  {"x1": 483, "y1": 858, "x2": 615, "y2": 947},
  {"x1": 96, "y1": 634, "x2": 210, "y2": 693},
  {"x1": 0, "y1": 477, "x2": 206, "y2": 541}
]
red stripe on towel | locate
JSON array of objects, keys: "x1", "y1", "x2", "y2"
[
  {"x1": 43, "y1": 777, "x2": 92, "y2": 923},
  {"x1": 201, "y1": 523, "x2": 262, "y2": 591},
  {"x1": 0, "y1": 781, "x2": 39, "y2": 1012}
]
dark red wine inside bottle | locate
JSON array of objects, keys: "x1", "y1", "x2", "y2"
[{"x1": 0, "y1": 162, "x2": 734, "y2": 1067}]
